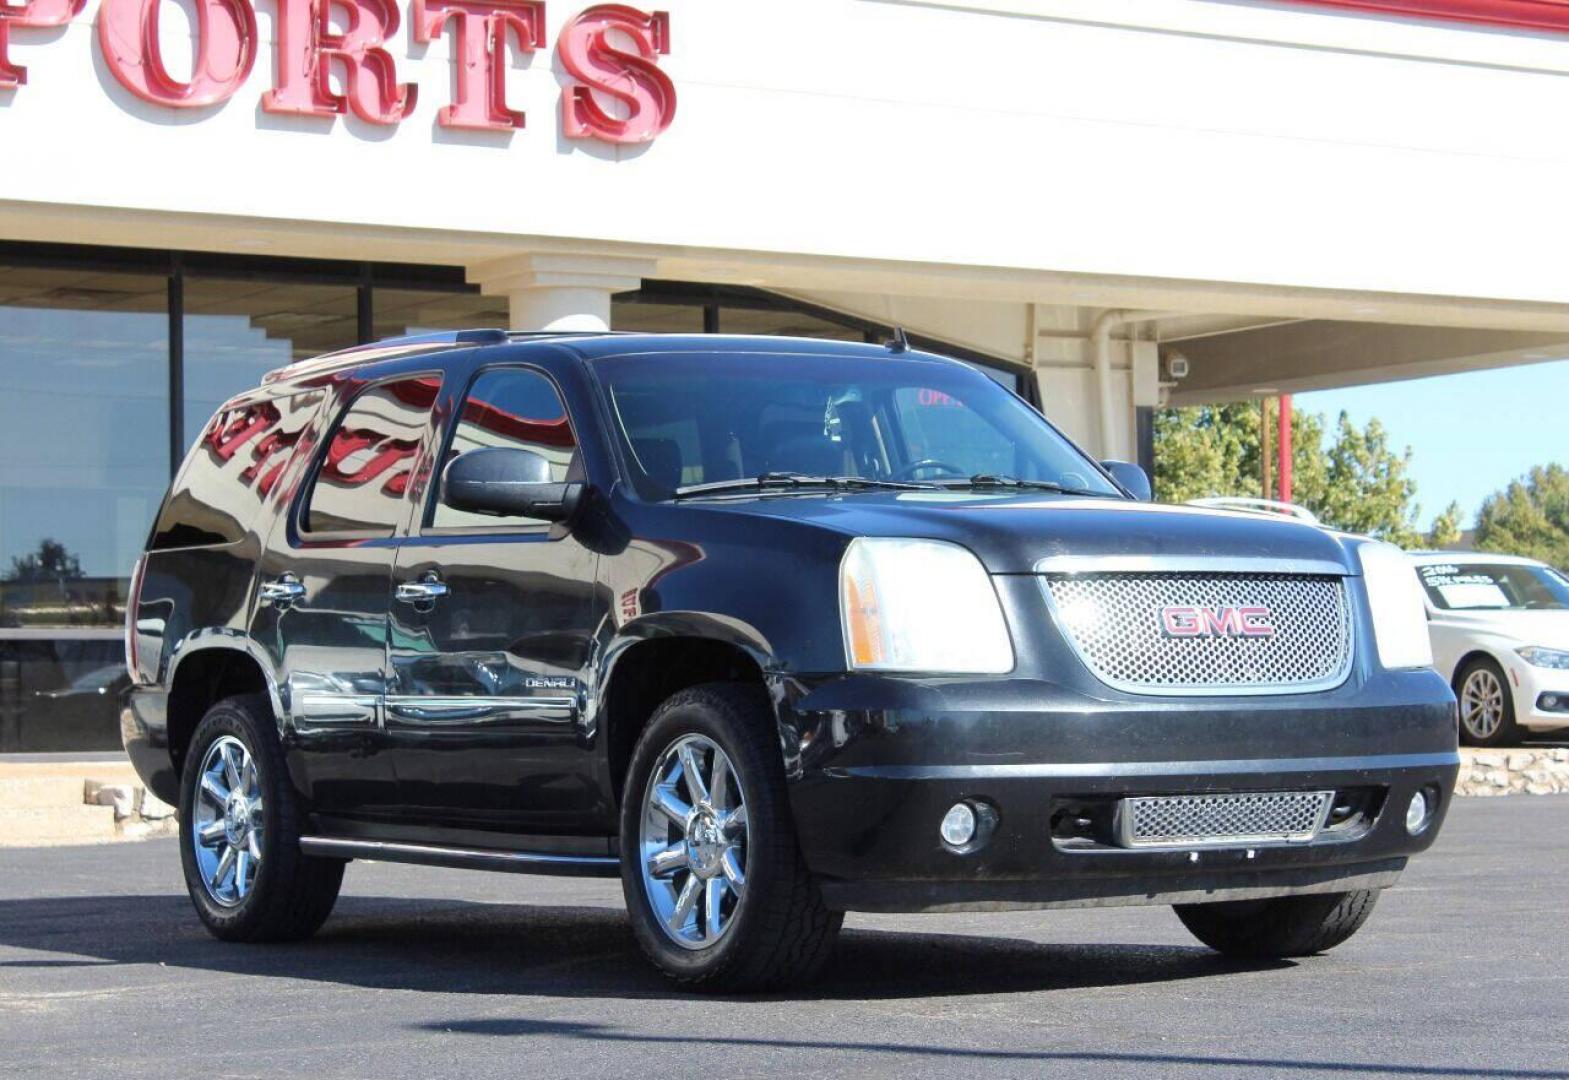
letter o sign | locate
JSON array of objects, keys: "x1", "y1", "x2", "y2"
[{"x1": 98, "y1": 0, "x2": 257, "y2": 107}]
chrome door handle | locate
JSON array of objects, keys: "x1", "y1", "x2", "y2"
[
  {"x1": 396, "y1": 580, "x2": 450, "y2": 604},
  {"x1": 259, "y1": 577, "x2": 306, "y2": 606}
]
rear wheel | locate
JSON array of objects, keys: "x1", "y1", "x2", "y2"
[
  {"x1": 1456, "y1": 657, "x2": 1518, "y2": 747},
  {"x1": 178, "y1": 694, "x2": 344, "y2": 942},
  {"x1": 1174, "y1": 889, "x2": 1379, "y2": 959},
  {"x1": 620, "y1": 683, "x2": 842, "y2": 991}
]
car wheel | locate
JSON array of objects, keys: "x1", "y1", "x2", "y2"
[
  {"x1": 178, "y1": 694, "x2": 345, "y2": 942},
  {"x1": 1174, "y1": 889, "x2": 1380, "y2": 959},
  {"x1": 620, "y1": 683, "x2": 843, "y2": 992},
  {"x1": 1456, "y1": 657, "x2": 1518, "y2": 747}
]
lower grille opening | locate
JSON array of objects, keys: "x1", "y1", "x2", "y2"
[
  {"x1": 1049, "y1": 787, "x2": 1387, "y2": 852},
  {"x1": 1122, "y1": 790, "x2": 1334, "y2": 848}
]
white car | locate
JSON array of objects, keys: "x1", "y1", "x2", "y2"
[{"x1": 1410, "y1": 552, "x2": 1569, "y2": 746}]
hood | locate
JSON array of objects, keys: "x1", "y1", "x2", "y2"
[
  {"x1": 1431, "y1": 608, "x2": 1569, "y2": 649},
  {"x1": 682, "y1": 491, "x2": 1355, "y2": 574}
]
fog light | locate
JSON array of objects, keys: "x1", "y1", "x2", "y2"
[
  {"x1": 940, "y1": 802, "x2": 977, "y2": 847},
  {"x1": 1405, "y1": 790, "x2": 1434, "y2": 836}
]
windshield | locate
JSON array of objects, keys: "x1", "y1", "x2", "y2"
[
  {"x1": 591, "y1": 350, "x2": 1121, "y2": 499},
  {"x1": 1417, "y1": 562, "x2": 1569, "y2": 611}
]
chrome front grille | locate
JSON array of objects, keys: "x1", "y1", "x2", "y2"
[
  {"x1": 1119, "y1": 791, "x2": 1335, "y2": 849},
  {"x1": 1040, "y1": 571, "x2": 1353, "y2": 694}
]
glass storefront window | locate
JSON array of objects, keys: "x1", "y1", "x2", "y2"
[
  {"x1": 718, "y1": 306, "x2": 866, "y2": 342},
  {"x1": 0, "y1": 265, "x2": 170, "y2": 751},
  {"x1": 183, "y1": 277, "x2": 360, "y2": 440},
  {"x1": 613, "y1": 298, "x2": 705, "y2": 333},
  {"x1": 373, "y1": 289, "x2": 508, "y2": 339}
]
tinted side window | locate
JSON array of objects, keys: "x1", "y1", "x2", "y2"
[
  {"x1": 432, "y1": 368, "x2": 576, "y2": 529},
  {"x1": 304, "y1": 377, "x2": 439, "y2": 535},
  {"x1": 151, "y1": 390, "x2": 325, "y2": 550}
]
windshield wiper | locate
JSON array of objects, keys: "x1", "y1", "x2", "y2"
[
  {"x1": 673, "y1": 473, "x2": 935, "y2": 499},
  {"x1": 935, "y1": 474, "x2": 1115, "y2": 498}
]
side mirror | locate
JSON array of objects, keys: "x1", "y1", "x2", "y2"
[
  {"x1": 440, "y1": 447, "x2": 583, "y2": 523},
  {"x1": 1101, "y1": 460, "x2": 1152, "y2": 501}
]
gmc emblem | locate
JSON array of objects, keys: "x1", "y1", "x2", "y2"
[{"x1": 1160, "y1": 605, "x2": 1276, "y2": 638}]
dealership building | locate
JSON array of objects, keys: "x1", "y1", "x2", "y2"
[{"x1": 3, "y1": 0, "x2": 1569, "y2": 751}]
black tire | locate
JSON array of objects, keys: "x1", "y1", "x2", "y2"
[
  {"x1": 178, "y1": 694, "x2": 345, "y2": 942},
  {"x1": 1174, "y1": 889, "x2": 1380, "y2": 959},
  {"x1": 619, "y1": 683, "x2": 842, "y2": 992},
  {"x1": 1455, "y1": 656, "x2": 1519, "y2": 747}
]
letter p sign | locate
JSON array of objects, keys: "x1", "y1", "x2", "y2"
[{"x1": 1, "y1": 0, "x2": 86, "y2": 88}]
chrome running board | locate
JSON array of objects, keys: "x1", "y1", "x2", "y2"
[{"x1": 299, "y1": 836, "x2": 619, "y2": 878}]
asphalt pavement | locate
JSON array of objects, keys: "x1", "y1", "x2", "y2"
[{"x1": 2, "y1": 796, "x2": 1566, "y2": 1079}]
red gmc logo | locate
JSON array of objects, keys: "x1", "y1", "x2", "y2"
[{"x1": 1160, "y1": 605, "x2": 1276, "y2": 639}]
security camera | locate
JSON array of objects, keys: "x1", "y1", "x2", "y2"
[{"x1": 1163, "y1": 351, "x2": 1190, "y2": 380}]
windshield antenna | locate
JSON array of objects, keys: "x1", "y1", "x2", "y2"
[{"x1": 886, "y1": 326, "x2": 910, "y2": 353}]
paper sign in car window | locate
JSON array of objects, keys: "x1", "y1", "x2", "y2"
[{"x1": 1438, "y1": 582, "x2": 1511, "y2": 609}]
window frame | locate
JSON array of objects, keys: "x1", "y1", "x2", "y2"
[
  {"x1": 293, "y1": 371, "x2": 445, "y2": 544},
  {"x1": 417, "y1": 362, "x2": 582, "y2": 539}
]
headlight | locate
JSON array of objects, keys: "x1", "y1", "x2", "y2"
[
  {"x1": 840, "y1": 537, "x2": 1014, "y2": 673},
  {"x1": 1356, "y1": 541, "x2": 1433, "y2": 670},
  {"x1": 1518, "y1": 646, "x2": 1569, "y2": 670}
]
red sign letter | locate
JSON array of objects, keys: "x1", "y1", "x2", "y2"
[
  {"x1": 557, "y1": 4, "x2": 674, "y2": 145},
  {"x1": 0, "y1": 0, "x2": 87, "y2": 88},
  {"x1": 413, "y1": 0, "x2": 543, "y2": 131},
  {"x1": 97, "y1": 0, "x2": 256, "y2": 106},
  {"x1": 263, "y1": 0, "x2": 416, "y2": 125}
]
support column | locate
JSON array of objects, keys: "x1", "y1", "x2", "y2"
[{"x1": 467, "y1": 252, "x2": 659, "y2": 331}]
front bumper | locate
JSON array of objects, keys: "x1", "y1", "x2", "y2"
[
  {"x1": 781, "y1": 669, "x2": 1459, "y2": 913},
  {"x1": 1507, "y1": 657, "x2": 1569, "y2": 731}
]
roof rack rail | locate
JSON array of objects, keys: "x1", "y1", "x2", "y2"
[
  {"x1": 262, "y1": 328, "x2": 513, "y2": 384},
  {"x1": 261, "y1": 327, "x2": 664, "y2": 384}
]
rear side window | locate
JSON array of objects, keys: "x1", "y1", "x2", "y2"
[
  {"x1": 431, "y1": 367, "x2": 576, "y2": 529},
  {"x1": 150, "y1": 390, "x2": 325, "y2": 550},
  {"x1": 303, "y1": 376, "x2": 440, "y2": 535}
]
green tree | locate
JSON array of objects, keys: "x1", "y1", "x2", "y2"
[
  {"x1": 1427, "y1": 501, "x2": 1465, "y2": 549},
  {"x1": 1473, "y1": 464, "x2": 1569, "y2": 567},
  {"x1": 5, "y1": 538, "x2": 83, "y2": 584},
  {"x1": 1155, "y1": 402, "x2": 1421, "y2": 546}
]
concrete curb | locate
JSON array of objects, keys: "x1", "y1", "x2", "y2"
[
  {"x1": 1455, "y1": 747, "x2": 1569, "y2": 797},
  {"x1": 0, "y1": 760, "x2": 177, "y2": 847}
]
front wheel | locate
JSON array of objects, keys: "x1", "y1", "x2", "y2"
[
  {"x1": 1456, "y1": 657, "x2": 1518, "y2": 747},
  {"x1": 178, "y1": 694, "x2": 345, "y2": 942},
  {"x1": 620, "y1": 683, "x2": 842, "y2": 992},
  {"x1": 1174, "y1": 889, "x2": 1380, "y2": 959}
]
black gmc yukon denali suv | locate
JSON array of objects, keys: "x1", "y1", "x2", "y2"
[{"x1": 123, "y1": 331, "x2": 1459, "y2": 990}]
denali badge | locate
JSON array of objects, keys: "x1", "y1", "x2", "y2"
[{"x1": 1160, "y1": 605, "x2": 1276, "y2": 638}]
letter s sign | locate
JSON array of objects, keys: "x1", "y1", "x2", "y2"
[{"x1": 557, "y1": 4, "x2": 674, "y2": 145}]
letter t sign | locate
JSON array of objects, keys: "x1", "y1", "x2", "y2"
[{"x1": 413, "y1": 0, "x2": 546, "y2": 130}]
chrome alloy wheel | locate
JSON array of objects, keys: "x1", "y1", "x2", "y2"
[
  {"x1": 639, "y1": 734, "x2": 749, "y2": 950},
  {"x1": 191, "y1": 735, "x2": 263, "y2": 907},
  {"x1": 1460, "y1": 667, "x2": 1505, "y2": 741}
]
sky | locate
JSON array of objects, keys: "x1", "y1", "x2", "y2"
[{"x1": 1297, "y1": 359, "x2": 1569, "y2": 531}]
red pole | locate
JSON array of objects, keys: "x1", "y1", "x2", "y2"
[{"x1": 1277, "y1": 394, "x2": 1294, "y2": 505}]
